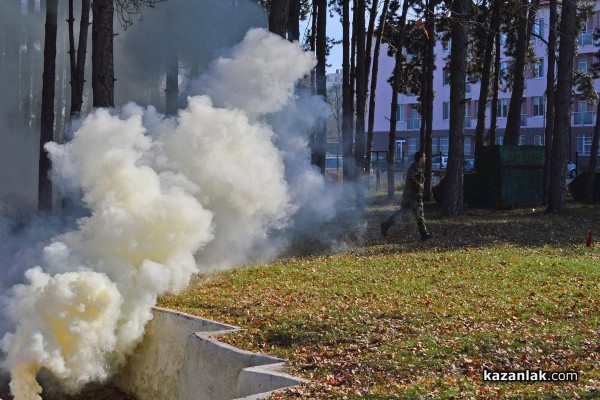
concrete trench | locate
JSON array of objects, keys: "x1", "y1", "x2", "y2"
[{"x1": 113, "y1": 307, "x2": 307, "y2": 400}]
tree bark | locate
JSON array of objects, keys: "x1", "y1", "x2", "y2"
[
  {"x1": 39, "y1": 0, "x2": 59, "y2": 212},
  {"x1": 69, "y1": 0, "x2": 91, "y2": 117},
  {"x1": 355, "y1": 0, "x2": 366, "y2": 211},
  {"x1": 92, "y1": 0, "x2": 115, "y2": 108},
  {"x1": 423, "y1": 0, "x2": 436, "y2": 201},
  {"x1": 441, "y1": 0, "x2": 468, "y2": 217},
  {"x1": 543, "y1": 0, "x2": 557, "y2": 204},
  {"x1": 387, "y1": 0, "x2": 410, "y2": 200},
  {"x1": 342, "y1": 0, "x2": 354, "y2": 187},
  {"x1": 488, "y1": 30, "x2": 501, "y2": 145},
  {"x1": 474, "y1": 0, "x2": 500, "y2": 163},
  {"x1": 269, "y1": 0, "x2": 290, "y2": 38},
  {"x1": 366, "y1": 0, "x2": 390, "y2": 174},
  {"x1": 313, "y1": 0, "x2": 327, "y2": 172},
  {"x1": 547, "y1": 0, "x2": 577, "y2": 213},
  {"x1": 504, "y1": 0, "x2": 539, "y2": 145},
  {"x1": 287, "y1": 0, "x2": 300, "y2": 42}
]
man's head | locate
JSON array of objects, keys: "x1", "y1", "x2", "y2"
[{"x1": 414, "y1": 151, "x2": 426, "y2": 165}]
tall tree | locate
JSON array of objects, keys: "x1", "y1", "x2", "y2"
[
  {"x1": 504, "y1": 0, "x2": 539, "y2": 145},
  {"x1": 312, "y1": 0, "x2": 327, "y2": 171},
  {"x1": 269, "y1": 0, "x2": 290, "y2": 38},
  {"x1": 355, "y1": 0, "x2": 367, "y2": 210},
  {"x1": 488, "y1": 30, "x2": 501, "y2": 145},
  {"x1": 366, "y1": 0, "x2": 390, "y2": 173},
  {"x1": 92, "y1": 0, "x2": 115, "y2": 107},
  {"x1": 547, "y1": 0, "x2": 577, "y2": 213},
  {"x1": 39, "y1": 0, "x2": 60, "y2": 212},
  {"x1": 474, "y1": 0, "x2": 501, "y2": 163},
  {"x1": 386, "y1": 0, "x2": 410, "y2": 199},
  {"x1": 422, "y1": 0, "x2": 435, "y2": 201},
  {"x1": 287, "y1": 0, "x2": 300, "y2": 41},
  {"x1": 68, "y1": 0, "x2": 91, "y2": 117},
  {"x1": 342, "y1": 0, "x2": 354, "y2": 187},
  {"x1": 441, "y1": 0, "x2": 468, "y2": 216},
  {"x1": 543, "y1": 0, "x2": 557, "y2": 203}
]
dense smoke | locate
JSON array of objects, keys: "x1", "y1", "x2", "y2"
[{"x1": 0, "y1": 28, "x2": 337, "y2": 400}]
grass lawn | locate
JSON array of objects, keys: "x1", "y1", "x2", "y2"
[{"x1": 158, "y1": 194, "x2": 600, "y2": 399}]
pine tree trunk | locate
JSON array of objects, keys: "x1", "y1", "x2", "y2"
[
  {"x1": 474, "y1": 0, "x2": 500, "y2": 161},
  {"x1": 355, "y1": 0, "x2": 366, "y2": 211},
  {"x1": 268, "y1": 0, "x2": 290, "y2": 38},
  {"x1": 543, "y1": 0, "x2": 557, "y2": 204},
  {"x1": 387, "y1": 0, "x2": 409, "y2": 200},
  {"x1": 366, "y1": 0, "x2": 389, "y2": 174},
  {"x1": 504, "y1": 0, "x2": 539, "y2": 145},
  {"x1": 547, "y1": 0, "x2": 577, "y2": 213},
  {"x1": 38, "y1": 0, "x2": 59, "y2": 212},
  {"x1": 488, "y1": 31, "x2": 501, "y2": 145},
  {"x1": 342, "y1": 0, "x2": 354, "y2": 187},
  {"x1": 423, "y1": 0, "x2": 436, "y2": 201},
  {"x1": 69, "y1": 0, "x2": 91, "y2": 117},
  {"x1": 441, "y1": 0, "x2": 468, "y2": 217},
  {"x1": 287, "y1": 0, "x2": 300, "y2": 42},
  {"x1": 313, "y1": 0, "x2": 327, "y2": 172},
  {"x1": 92, "y1": 0, "x2": 115, "y2": 108}
]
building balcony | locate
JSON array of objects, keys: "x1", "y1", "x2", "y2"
[
  {"x1": 407, "y1": 118, "x2": 421, "y2": 130},
  {"x1": 578, "y1": 31, "x2": 594, "y2": 46},
  {"x1": 572, "y1": 111, "x2": 595, "y2": 126}
]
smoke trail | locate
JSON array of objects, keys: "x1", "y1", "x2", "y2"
[{"x1": 0, "y1": 28, "x2": 330, "y2": 399}]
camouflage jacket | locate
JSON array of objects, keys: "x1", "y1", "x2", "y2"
[{"x1": 402, "y1": 161, "x2": 424, "y2": 202}]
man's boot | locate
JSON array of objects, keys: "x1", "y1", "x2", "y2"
[
  {"x1": 420, "y1": 230, "x2": 434, "y2": 241},
  {"x1": 381, "y1": 221, "x2": 390, "y2": 237}
]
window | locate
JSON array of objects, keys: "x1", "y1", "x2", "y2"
[
  {"x1": 532, "y1": 96, "x2": 544, "y2": 117},
  {"x1": 578, "y1": 57, "x2": 588, "y2": 73},
  {"x1": 396, "y1": 105, "x2": 405, "y2": 121},
  {"x1": 533, "y1": 18, "x2": 544, "y2": 41},
  {"x1": 407, "y1": 105, "x2": 420, "y2": 129},
  {"x1": 519, "y1": 135, "x2": 526, "y2": 145},
  {"x1": 443, "y1": 68, "x2": 450, "y2": 86},
  {"x1": 464, "y1": 136, "x2": 473, "y2": 156},
  {"x1": 432, "y1": 139, "x2": 439, "y2": 155},
  {"x1": 533, "y1": 58, "x2": 544, "y2": 78},
  {"x1": 440, "y1": 137, "x2": 449, "y2": 155},
  {"x1": 498, "y1": 99, "x2": 508, "y2": 118},
  {"x1": 500, "y1": 61, "x2": 508, "y2": 85},
  {"x1": 577, "y1": 134, "x2": 592, "y2": 155},
  {"x1": 576, "y1": 134, "x2": 600, "y2": 155},
  {"x1": 408, "y1": 137, "x2": 419, "y2": 154},
  {"x1": 495, "y1": 135, "x2": 504, "y2": 145},
  {"x1": 534, "y1": 135, "x2": 544, "y2": 146},
  {"x1": 443, "y1": 102, "x2": 450, "y2": 120}
]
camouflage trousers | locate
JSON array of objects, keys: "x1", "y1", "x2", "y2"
[{"x1": 384, "y1": 198, "x2": 427, "y2": 235}]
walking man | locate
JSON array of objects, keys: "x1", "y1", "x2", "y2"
[{"x1": 381, "y1": 150, "x2": 434, "y2": 241}]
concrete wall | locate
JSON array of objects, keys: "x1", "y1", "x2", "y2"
[{"x1": 114, "y1": 307, "x2": 306, "y2": 400}]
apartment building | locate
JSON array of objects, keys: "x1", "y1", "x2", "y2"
[{"x1": 370, "y1": 1, "x2": 600, "y2": 167}]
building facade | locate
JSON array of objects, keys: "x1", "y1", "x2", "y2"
[{"x1": 370, "y1": 1, "x2": 600, "y2": 167}]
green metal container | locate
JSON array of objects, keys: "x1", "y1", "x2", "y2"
[{"x1": 473, "y1": 145, "x2": 544, "y2": 207}]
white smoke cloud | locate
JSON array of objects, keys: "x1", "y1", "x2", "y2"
[{"x1": 0, "y1": 28, "x2": 335, "y2": 400}]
